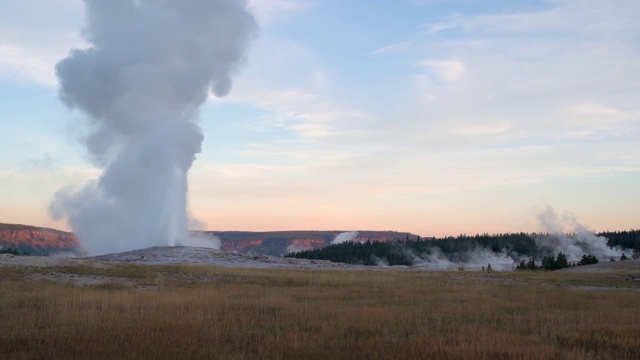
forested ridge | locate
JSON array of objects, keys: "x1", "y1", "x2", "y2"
[{"x1": 286, "y1": 229, "x2": 640, "y2": 267}]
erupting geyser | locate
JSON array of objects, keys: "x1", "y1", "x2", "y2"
[{"x1": 50, "y1": 0, "x2": 257, "y2": 255}]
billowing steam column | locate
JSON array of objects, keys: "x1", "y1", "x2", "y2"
[{"x1": 51, "y1": 0, "x2": 257, "y2": 255}]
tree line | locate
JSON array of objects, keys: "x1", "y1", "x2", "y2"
[
  {"x1": 285, "y1": 229, "x2": 640, "y2": 268},
  {"x1": 0, "y1": 247, "x2": 32, "y2": 256}
]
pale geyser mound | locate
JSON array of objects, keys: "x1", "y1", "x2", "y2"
[{"x1": 50, "y1": 0, "x2": 257, "y2": 255}]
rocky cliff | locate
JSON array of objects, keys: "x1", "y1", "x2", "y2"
[{"x1": 0, "y1": 223, "x2": 79, "y2": 255}]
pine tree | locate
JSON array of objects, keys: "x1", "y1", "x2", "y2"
[
  {"x1": 541, "y1": 255, "x2": 556, "y2": 270},
  {"x1": 577, "y1": 254, "x2": 599, "y2": 266},
  {"x1": 555, "y1": 252, "x2": 569, "y2": 269}
]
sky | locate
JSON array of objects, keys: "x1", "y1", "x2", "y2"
[{"x1": 1, "y1": 0, "x2": 639, "y2": 237}]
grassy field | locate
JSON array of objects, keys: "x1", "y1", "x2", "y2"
[{"x1": 1, "y1": 263, "x2": 639, "y2": 359}]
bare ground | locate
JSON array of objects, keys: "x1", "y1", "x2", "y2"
[{"x1": 2, "y1": 247, "x2": 640, "y2": 290}]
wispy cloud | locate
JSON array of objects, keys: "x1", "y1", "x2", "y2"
[
  {"x1": 369, "y1": 40, "x2": 413, "y2": 57},
  {"x1": 420, "y1": 59, "x2": 466, "y2": 81},
  {"x1": 566, "y1": 103, "x2": 622, "y2": 118}
]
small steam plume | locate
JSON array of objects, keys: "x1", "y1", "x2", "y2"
[
  {"x1": 50, "y1": 0, "x2": 257, "y2": 255},
  {"x1": 180, "y1": 232, "x2": 222, "y2": 250},
  {"x1": 182, "y1": 218, "x2": 222, "y2": 250},
  {"x1": 409, "y1": 247, "x2": 516, "y2": 271},
  {"x1": 331, "y1": 231, "x2": 359, "y2": 245},
  {"x1": 284, "y1": 243, "x2": 312, "y2": 255},
  {"x1": 534, "y1": 207, "x2": 625, "y2": 261}
]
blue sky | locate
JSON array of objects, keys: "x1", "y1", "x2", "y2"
[{"x1": 1, "y1": 0, "x2": 639, "y2": 236}]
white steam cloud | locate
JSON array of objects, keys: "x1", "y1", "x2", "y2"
[
  {"x1": 331, "y1": 231, "x2": 359, "y2": 245},
  {"x1": 534, "y1": 207, "x2": 624, "y2": 262},
  {"x1": 50, "y1": 0, "x2": 257, "y2": 255}
]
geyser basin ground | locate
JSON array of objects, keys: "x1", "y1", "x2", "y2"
[{"x1": 88, "y1": 246, "x2": 361, "y2": 269}]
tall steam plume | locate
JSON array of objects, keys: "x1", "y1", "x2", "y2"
[{"x1": 51, "y1": 0, "x2": 257, "y2": 255}]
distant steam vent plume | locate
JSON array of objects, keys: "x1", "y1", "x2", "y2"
[
  {"x1": 51, "y1": 0, "x2": 257, "y2": 255},
  {"x1": 331, "y1": 231, "x2": 359, "y2": 245}
]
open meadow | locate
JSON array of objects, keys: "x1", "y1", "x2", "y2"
[{"x1": 1, "y1": 258, "x2": 639, "y2": 359}]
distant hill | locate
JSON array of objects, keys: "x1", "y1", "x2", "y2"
[
  {"x1": 208, "y1": 230, "x2": 421, "y2": 256},
  {"x1": 0, "y1": 223, "x2": 79, "y2": 255},
  {"x1": 0, "y1": 223, "x2": 418, "y2": 256}
]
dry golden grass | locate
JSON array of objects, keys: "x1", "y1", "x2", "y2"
[{"x1": 1, "y1": 264, "x2": 639, "y2": 359}]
